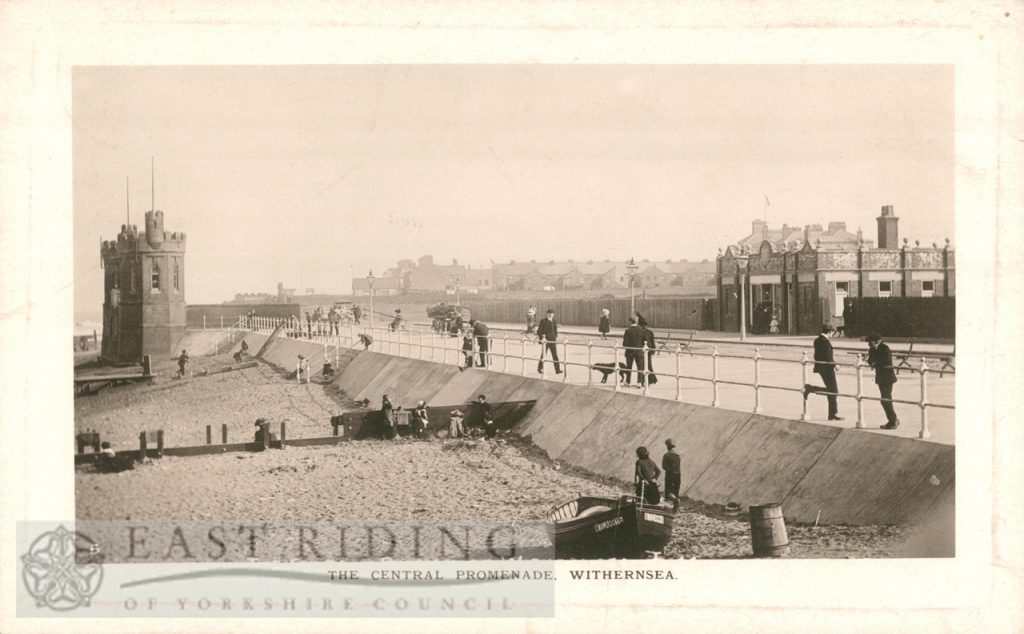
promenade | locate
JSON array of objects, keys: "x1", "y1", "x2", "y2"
[{"x1": 249, "y1": 316, "x2": 956, "y2": 446}]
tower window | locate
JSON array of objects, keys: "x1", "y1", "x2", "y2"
[
  {"x1": 151, "y1": 262, "x2": 161, "y2": 291},
  {"x1": 173, "y1": 260, "x2": 180, "y2": 291}
]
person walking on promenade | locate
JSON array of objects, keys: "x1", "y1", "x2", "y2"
[
  {"x1": 641, "y1": 321, "x2": 658, "y2": 385},
  {"x1": 471, "y1": 319, "x2": 490, "y2": 367},
  {"x1": 329, "y1": 306, "x2": 340, "y2": 336},
  {"x1": 842, "y1": 299, "x2": 856, "y2": 338},
  {"x1": 803, "y1": 324, "x2": 843, "y2": 421},
  {"x1": 352, "y1": 305, "x2": 362, "y2": 325},
  {"x1": 536, "y1": 309, "x2": 562, "y2": 375},
  {"x1": 662, "y1": 439, "x2": 681, "y2": 511},
  {"x1": 634, "y1": 312, "x2": 649, "y2": 328},
  {"x1": 461, "y1": 327, "x2": 476, "y2": 370},
  {"x1": 867, "y1": 333, "x2": 900, "y2": 429},
  {"x1": 634, "y1": 446, "x2": 661, "y2": 505},
  {"x1": 177, "y1": 349, "x2": 190, "y2": 378},
  {"x1": 525, "y1": 307, "x2": 537, "y2": 335},
  {"x1": 622, "y1": 317, "x2": 646, "y2": 387},
  {"x1": 598, "y1": 308, "x2": 611, "y2": 340}
]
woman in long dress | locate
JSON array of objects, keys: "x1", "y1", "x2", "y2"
[{"x1": 525, "y1": 307, "x2": 537, "y2": 335}]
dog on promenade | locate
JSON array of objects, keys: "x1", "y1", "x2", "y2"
[{"x1": 592, "y1": 362, "x2": 630, "y2": 384}]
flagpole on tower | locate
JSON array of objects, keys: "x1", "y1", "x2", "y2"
[
  {"x1": 126, "y1": 176, "x2": 130, "y2": 226},
  {"x1": 764, "y1": 194, "x2": 769, "y2": 223}
]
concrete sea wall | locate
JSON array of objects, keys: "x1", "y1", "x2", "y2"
[{"x1": 233, "y1": 332, "x2": 955, "y2": 528}]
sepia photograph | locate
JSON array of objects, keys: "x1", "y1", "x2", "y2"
[
  {"x1": 71, "y1": 64, "x2": 955, "y2": 564},
  {"x1": 2, "y1": 2, "x2": 1022, "y2": 632}
]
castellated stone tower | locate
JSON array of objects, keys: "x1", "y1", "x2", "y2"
[{"x1": 100, "y1": 210, "x2": 186, "y2": 362}]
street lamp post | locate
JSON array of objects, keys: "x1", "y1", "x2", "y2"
[
  {"x1": 455, "y1": 276, "x2": 461, "y2": 306},
  {"x1": 626, "y1": 257, "x2": 639, "y2": 317},
  {"x1": 735, "y1": 253, "x2": 750, "y2": 342},
  {"x1": 367, "y1": 269, "x2": 375, "y2": 333}
]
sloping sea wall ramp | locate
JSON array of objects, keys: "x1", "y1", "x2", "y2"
[{"x1": 234, "y1": 332, "x2": 955, "y2": 528}]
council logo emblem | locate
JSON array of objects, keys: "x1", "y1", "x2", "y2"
[{"x1": 21, "y1": 525, "x2": 104, "y2": 611}]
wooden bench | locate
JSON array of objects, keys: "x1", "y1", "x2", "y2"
[
  {"x1": 656, "y1": 330, "x2": 695, "y2": 356},
  {"x1": 894, "y1": 343, "x2": 955, "y2": 377}
]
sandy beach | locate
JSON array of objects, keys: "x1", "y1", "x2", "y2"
[{"x1": 76, "y1": 352, "x2": 921, "y2": 561}]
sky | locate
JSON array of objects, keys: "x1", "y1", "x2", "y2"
[{"x1": 72, "y1": 65, "x2": 953, "y2": 317}]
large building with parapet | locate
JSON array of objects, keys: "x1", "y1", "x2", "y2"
[
  {"x1": 716, "y1": 205, "x2": 955, "y2": 335},
  {"x1": 100, "y1": 210, "x2": 186, "y2": 362}
]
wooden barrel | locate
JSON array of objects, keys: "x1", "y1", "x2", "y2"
[{"x1": 749, "y1": 503, "x2": 790, "y2": 557}]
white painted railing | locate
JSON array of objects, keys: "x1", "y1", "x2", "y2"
[{"x1": 242, "y1": 315, "x2": 953, "y2": 440}]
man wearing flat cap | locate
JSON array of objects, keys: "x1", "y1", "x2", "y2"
[{"x1": 662, "y1": 439, "x2": 681, "y2": 511}]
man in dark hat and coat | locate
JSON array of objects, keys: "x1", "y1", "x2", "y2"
[{"x1": 662, "y1": 439, "x2": 681, "y2": 511}]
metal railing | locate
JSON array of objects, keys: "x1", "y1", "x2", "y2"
[{"x1": 241, "y1": 315, "x2": 954, "y2": 440}]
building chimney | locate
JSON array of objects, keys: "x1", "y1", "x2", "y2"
[
  {"x1": 751, "y1": 219, "x2": 768, "y2": 237},
  {"x1": 876, "y1": 205, "x2": 899, "y2": 249}
]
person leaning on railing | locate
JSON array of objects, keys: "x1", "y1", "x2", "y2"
[
  {"x1": 867, "y1": 333, "x2": 900, "y2": 430},
  {"x1": 803, "y1": 324, "x2": 843, "y2": 421}
]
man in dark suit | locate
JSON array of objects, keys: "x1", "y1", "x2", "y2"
[
  {"x1": 471, "y1": 319, "x2": 490, "y2": 367},
  {"x1": 536, "y1": 309, "x2": 562, "y2": 375},
  {"x1": 867, "y1": 333, "x2": 900, "y2": 429},
  {"x1": 622, "y1": 317, "x2": 646, "y2": 387},
  {"x1": 803, "y1": 324, "x2": 842, "y2": 420}
]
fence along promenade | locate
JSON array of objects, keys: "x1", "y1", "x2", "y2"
[{"x1": 240, "y1": 314, "x2": 954, "y2": 441}]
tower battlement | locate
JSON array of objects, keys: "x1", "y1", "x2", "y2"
[{"x1": 101, "y1": 208, "x2": 187, "y2": 362}]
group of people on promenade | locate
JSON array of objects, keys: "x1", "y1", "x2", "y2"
[{"x1": 803, "y1": 324, "x2": 901, "y2": 430}]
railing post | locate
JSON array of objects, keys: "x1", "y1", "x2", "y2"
[
  {"x1": 753, "y1": 348, "x2": 763, "y2": 413},
  {"x1": 586, "y1": 338, "x2": 593, "y2": 387},
  {"x1": 919, "y1": 358, "x2": 931, "y2": 439},
  {"x1": 711, "y1": 345, "x2": 720, "y2": 407},
  {"x1": 503, "y1": 334, "x2": 509, "y2": 373},
  {"x1": 521, "y1": 336, "x2": 527, "y2": 377},
  {"x1": 800, "y1": 351, "x2": 811, "y2": 421},
  {"x1": 220, "y1": 315, "x2": 224, "y2": 330},
  {"x1": 642, "y1": 343, "x2": 649, "y2": 396},
  {"x1": 203, "y1": 315, "x2": 206, "y2": 330},
  {"x1": 562, "y1": 338, "x2": 569, "y2": 383},
  {"x1": 675, "y1": 344, "x2": 682, "y2": 401},
  {"x1": 855, "y1": 356, "x2": 865, "y2": 429},
  {"x1": 614, "y1": 344, "x2": 621, "y2": 392}
]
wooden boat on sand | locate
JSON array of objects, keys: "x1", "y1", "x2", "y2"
[{"x1": 545, "y1": 495, "x2": 674, "y2": 559}]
